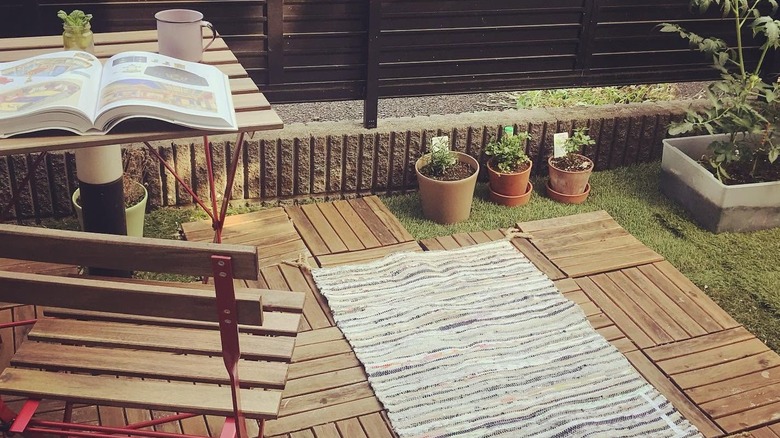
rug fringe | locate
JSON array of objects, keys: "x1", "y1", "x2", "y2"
[
  {"x1": 282, "y1": 253, "x2": 313, "y2": 271},
  {"x1": 504, "y1": 227, "x2": 533, "y2": 240}
]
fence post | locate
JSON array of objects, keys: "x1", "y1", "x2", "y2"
[
  {"x1": 574, "y1": 0, "x2": 599, "y2": 84},
  {"x1": 267, "y1": 0, "x2": 284, "y2": 85},
  {"x1": 363, "y1": 0, "x2": 381, "y2": 129}
]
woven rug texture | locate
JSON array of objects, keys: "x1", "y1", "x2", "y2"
[{"x1": 312, "y1": 241, "x2": 702, "y2": 438}]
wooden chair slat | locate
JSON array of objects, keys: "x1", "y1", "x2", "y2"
[
  {"x1": 43, "y1": 307, "x2": 300, "y2": 337},
  {"x1": 0, "y1": 368, "x2": 282, "y2": 420},
  {"x1": 28, "y1": 318, "x2": 295, "y2": 362},
  {"x1": 0, "y1": 271, "x2": 262, "y2": 325},
  {"x1": 0, "y1": 224, "x2": 258, "y2": 279},
  {"x1": 12, "y1": 342, "x2": 287, "y2": 389}
]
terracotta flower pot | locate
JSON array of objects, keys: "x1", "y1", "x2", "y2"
[
  {"x1": 487, "y1": 159, "x2": 532, "y2": 197},
  {"x1": 415, "y1": 152, "x2": 479, "y2": 224},
  {"x1": 546, "y1": 181, "x2": 590, "y2": 204},
  {"x1": 548, "y1": 154, "x2": 593, "y2": 195},
  {"x1": 490, "y1": 181, "x2": 533, "y2": 207}
]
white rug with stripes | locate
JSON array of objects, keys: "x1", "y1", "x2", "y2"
[{"x1": 312, "y1": 241, "x2": 702, "y2": 438}]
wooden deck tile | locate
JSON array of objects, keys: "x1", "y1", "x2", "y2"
[
  {"x1": 578, "y1": 261, "x2": 740, "y2": 349},
  {"x1": 265, "y1": 326, "x2": 387, "y2": 437},
  {"x1": 517, "y1": 210, "x2": 663, "y2": 277},
  {"x1": 316, "y1": 242, "x2": 423, "y2": 267},
  {"x1": 181, "y1": 208, "x2": 312, "y2": 268},
  {"x1": 420, "y1": 230, "x2": 565, "y2": 280},
  {"x1": 646, "y1": 328, "x2": 780, "y2": 433},
  {"x1": 750, "y1": 424, "x2": 780, "y2": 437},
  {"x1": 624, "y1": 350, "x2": 724, "y2": 437},
  {"x1": 287, "y1": 196, "x2": 414, "y2": 260}
]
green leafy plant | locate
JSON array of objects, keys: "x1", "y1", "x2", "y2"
[
  {"x1": 514, "y1": 84, "x2": 678, "y2": 109},
  {"x1": 57, "y1": 10, "x2": 93, "y2": 29},
  {"x1": 485, "y1": 127, "x2": 532, "y2": 173},
  {"x1": 659, "y1": 0, "x2": 780, "y2": 183},
  {"x1": 563, "y1": 127, "x2": 596, "y2": 156},
  {"x1": 426, "y1": 136, "x2": 457, "y2": 176}
]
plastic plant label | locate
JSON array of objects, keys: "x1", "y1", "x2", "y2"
[
  {"x1": 553, "y1": 132, "x2": 569, "y2": 158},
  {"x1": 430, "y1": 136, "x2": 450, "y2": 152}
]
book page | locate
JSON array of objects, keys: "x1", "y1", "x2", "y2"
[
  {"x1": 0, "y1": 51, "x2": 102, "y2": 121},
  {"x1": 95, "y1": 51, "x2": 236, "y2": 129}
]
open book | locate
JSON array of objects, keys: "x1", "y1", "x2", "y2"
[{"x1": 0, "y1": 50, "x2": 237, "y2": 138}]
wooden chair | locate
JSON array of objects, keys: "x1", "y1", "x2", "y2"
[{"x1": 0, "y1": 223, "x2": 305, "y2": 438}]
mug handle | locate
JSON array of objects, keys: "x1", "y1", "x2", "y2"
[{"x1": 201, "y1": 20, "x2": 216, "y2": 52}]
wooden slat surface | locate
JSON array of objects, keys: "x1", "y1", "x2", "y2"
[
  {"x1": 0, "y1": 224, "x2": 259, "y2": 279},
  {"x1": 0, "y1": 368, "x2": 282, "y2": 420},
  {"x1": 182, "y1": 208, "x2": 313, "y2": 269},
  {"x1": 0, "y1": 30, "x2": 282, "y2": 157},
  {"x1": 28, "y1": 318, "x2": 295, "y2": 362},
  {"x1": 517, "y1": 211, "x2": 663, "y2": 277},
  {"x1": 0, "y1": 271, "x2": 263, "y2": 325},
  {"x1": 12, "y1": 342, "x2": 288, "y2": 389},
  {"x1": 317, "y1": 242, "x2": 423, "y2": 267},
  {"x1": 646, "y1": 328, "x2": 780, "y2": 433}
]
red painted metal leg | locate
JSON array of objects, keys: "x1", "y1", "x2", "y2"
[
  {"x1": 211, "y1": 255, "x2": 247, "y2": 438},
  {"x1": 9, "y1": 399, "x2": 39, "y2": 434},
  {"x1": 124, "y1": 412, "x2": 198, "y2": 430},
  {"x1": 219, "y1": 417, "x2": 237, "y2": 438}
]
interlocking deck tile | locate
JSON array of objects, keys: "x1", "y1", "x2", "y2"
[
  {"x1": 181, "y1": 208, "x2": 313, "y2": 268},
  {"x1": 286, "y1": 196, "x2": 414, "y2": 259},
  {"x1": 647, "y1": 328, "x2": 780, "y2": 433},
  {"x1": 517, "y1": 210, "x2": 663, "y2": 277}
]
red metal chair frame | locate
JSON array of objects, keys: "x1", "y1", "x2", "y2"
[{"x1": 0, "y1": 253, "x2": 256, "y2": 438}]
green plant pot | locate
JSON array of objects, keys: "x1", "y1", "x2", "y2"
[{"x1": 72, "y1": 183, "x2": 148, "y2": 237}]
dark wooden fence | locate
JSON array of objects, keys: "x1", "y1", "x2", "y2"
[{"x1": 0, "y1": 0, "x2": 766, "y2": 127}]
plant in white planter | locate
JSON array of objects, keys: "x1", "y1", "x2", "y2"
[
  {"x1": 660, "y1": 0, "x2": 780, "y2": 184},
  {"x1": 72, "y1": 175, "x2": 148, "y2": 237},
  {"x1": 659, "y1": 0, "x2": 780, "y2": 232}
]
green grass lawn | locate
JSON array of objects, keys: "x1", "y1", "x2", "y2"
[{"x1": 381, "y1": 162, "x2": 780, "y2": 352}]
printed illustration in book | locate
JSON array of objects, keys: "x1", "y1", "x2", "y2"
[{"x1": 0, "y1": 50, "x2": 237, "y2": 137}]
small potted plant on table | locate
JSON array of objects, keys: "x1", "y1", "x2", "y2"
[
  {"x1": 58, "y1": 9, "x2": 95, "y2": 53},
  {"x1": 485, "y1": 126, "x2": 533, "y2": 206},
  {"x1": 547, "y1": 127, "x2": 596, "y2": 204},
  {"x1": 415, "y1": 136, "x2": 479, "y2": 224}
]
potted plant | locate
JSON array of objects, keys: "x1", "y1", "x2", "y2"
[
  {"x1": 547, "y1": 127, "x2": 596, "y2": 204},
  {"x1": 72, "y1": 175, "x2": 148, "y2": 237},
  {"x1": 659, "y1": 0, "x2": 780, "y2": 232},
  {"x1": 58, "y1": 9, "x2": 95, "y2": 53},
  {"x1": 485, "y1": 125, "x2": 533, "y2": 206},
  {"x1": 414, "y1": 136, "x2": 479, "y2": 224}
]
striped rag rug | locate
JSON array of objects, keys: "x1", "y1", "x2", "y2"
[{"x1": 311, "y1": 241, "x2": 702, "y2": 438}]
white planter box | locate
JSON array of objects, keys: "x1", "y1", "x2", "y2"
[{"x1": 661, "y1": 134, "x2": 780, "y2": 232}]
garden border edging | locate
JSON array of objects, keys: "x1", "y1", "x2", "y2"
[{"x1": 1, "y1": 100, "x2": 703, "y2": 220}]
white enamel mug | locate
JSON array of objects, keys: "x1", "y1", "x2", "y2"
[{"x1": 155, "y1": 9, "x2": 216, "y2": 62}]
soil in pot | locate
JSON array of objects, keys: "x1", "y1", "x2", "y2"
[
  {"x1": 487, "y1": 159, "x2": 531, "y2": 197},
  {"x1": 698, "y1": 153, "x2": 780, "y2": 185},
  {"x1": 418, "y1": 161, "x2": 475, "y2": 180},
  {"x1": 548, "y1": 154, "x2": 593, "y2": 195},
  {"x1": 490, "y1": 181, "x2": 533, "y2": 207}
]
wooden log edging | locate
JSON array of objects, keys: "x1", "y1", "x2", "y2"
[{"x1": 0, "y1": 100, "x2": 702, "y2": 220}]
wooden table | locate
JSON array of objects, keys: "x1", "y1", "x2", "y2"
[
  {"x1": 0, "y1": 29, "x2": 282, "y2": 156},
  {"x1": 0, "y1": 30, "x2": 283, "y2": 241}
]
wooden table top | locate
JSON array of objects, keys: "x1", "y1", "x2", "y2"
[{"x1": 0, "y1": 30, "x2": 283, "y2": 157}]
